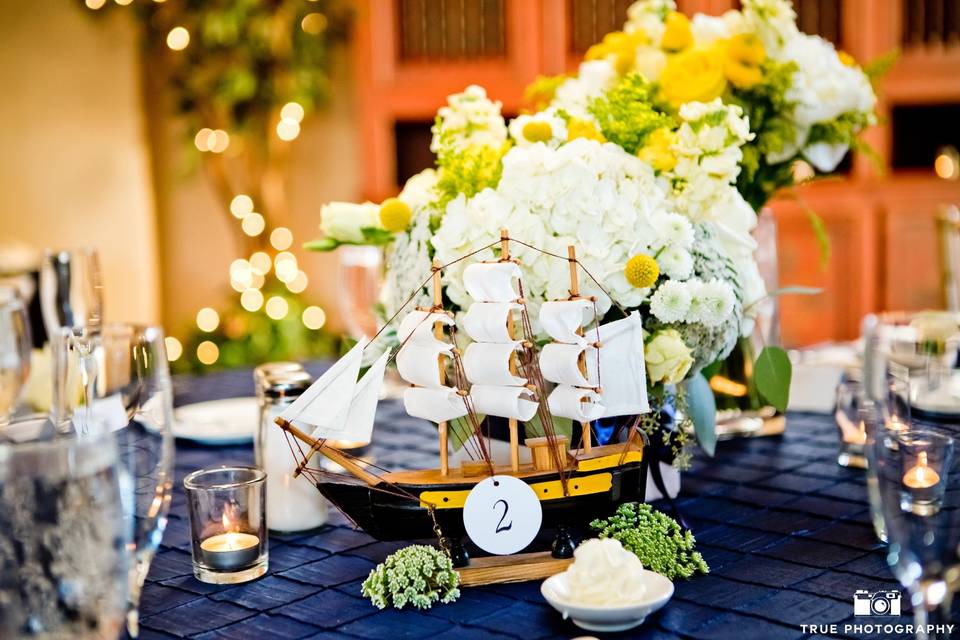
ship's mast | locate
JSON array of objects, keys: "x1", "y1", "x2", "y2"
[
  {"x1": 567, "y1": 245, "x2": 592, "y2": 453},
  {"x1": 501, "y1": 229, "x2": 521, "y2": 472},
  {"x1": 432, "y1": 257, "x2": 451, "y2": 476}
]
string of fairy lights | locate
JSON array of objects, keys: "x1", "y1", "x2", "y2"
[{"x1": 83, "y1": 0, "x2": 332, "y2": 367}]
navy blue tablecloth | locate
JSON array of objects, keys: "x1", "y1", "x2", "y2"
[{"x1": 139, "y1": 367, "x2": 908, "y2": 640}]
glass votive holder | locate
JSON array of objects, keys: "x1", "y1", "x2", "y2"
[
  {"x1": 835, "y1": 379, "x2": 868, "y2": 468},
  {"x1": 183, "y1": 466, "x2": 268, "y2": 584},
  {"x1": 898, "y1": 430, "x2": 952, "y2": 516}
]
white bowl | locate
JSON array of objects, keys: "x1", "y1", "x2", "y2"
[{"x1": 540, "y1": 569, "x2": 674, "y2": 633}]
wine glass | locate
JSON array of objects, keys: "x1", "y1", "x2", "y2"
[
  {"x1": 62, "y1": 323, "x2": 174, "y2": 637},
  {"x1": 0, "y1": 414, "x2": 129, "y2": 639},
  {"x1": 867, "y1": 427, "x2": 959, "y2": 639},
  {"x1": 337, "y1": 245, "x2": 382, "y2": 340},
  {"x1": 40, "y1": 248, "x2": 103, "y2": 423},
  {"x1": 0, "y1": 286, "x2": 32, "y2": 424}
]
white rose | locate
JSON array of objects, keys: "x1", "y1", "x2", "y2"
[{"x1": 320, "y1": 201, "x2": 381, "y2": 243}]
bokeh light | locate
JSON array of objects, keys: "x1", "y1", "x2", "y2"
[
  {"x1": 194, "y1": 128, "x2": 213, "y2": 151},
  {"x1": 241, "y1": 289, "x2": 264, "y2": 312},
  {"x1": 302, "y1": 306, "x2": 326, "y2": 330},
  {"x1": 164, "y1": 336, "x2": 183, "y2": 361},
  {"x1": 301, "y1": 13, "x2": 327, "y2": 35},
  {"x1": 286, "y1": 270, "x2": 309, "y2": 293},
  {"x1": 196, "y1": 307, "x2": 220, "y2": 332},
  {"x1": 274, "y1": 251, "x2": 298, "y2": 282},
  {"x1": 241, "y1": 212, "x2": 266, "y2": 236},
  {"x1": 249, "y1": 251, "x2": 272, "y2": 276},
  {"x1": 86, "y1": 0, "x2": 107, "y2": 9},
  {"x1": 276, "y1": 118, "x2": 301, "y2": 141},
  {"x1": 935, "y1": 146, "x2": 959, "y2": 180},
  {"x1": 280, "y1": 102, "x2": 305, "y2": 123},
  {"x1": 166, "y1": 26, "x2": 190, "y2": 51},
  {"x1": 197, "y1": 341, "x2": 219, "y2": 365},
  {"x1": 270, "y1": 227, "x2": 293, "y2": 250},
  {"x1": 230, "y1": 194, "x2": 254, "y2": 219},
  {"x1": 208, "y1": 129, "x2": 230, "y2": 153},
  {"x1": 265, "y1": 296, "x2": 289, "y2": 320}
]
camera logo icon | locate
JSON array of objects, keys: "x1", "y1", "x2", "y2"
[{"x1": 853, "y1": 589, "x2": 901, "y2": 616}]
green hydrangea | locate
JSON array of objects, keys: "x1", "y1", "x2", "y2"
[
  {"x1": 433, "y1": 132, "x2": 509, "y2": 213},
  {"x1": 590, "y1": 503, "x2": 709, "y2": 580},
  {"x1": 588, "y1": 73, "x2": 672, "y2": 155},
  {"x1": 361, "y1": 545, "x2": 461, "y2": 610}
]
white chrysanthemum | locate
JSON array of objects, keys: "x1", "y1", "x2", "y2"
[
  {"x1": 508, "y1": 109, "x2": 568, "y2": 148},
  {"x1": 430, "y1": 85, "x2": 508, "y2": 153},
  {"x1": 624, "y1": 0, "x2": 674, "y2": 42},
  {"x1": 551, "y1": 60, "x2": 617, "y2": 122},
  {"x1": 742, "y1": 0, "x2": 798, "y2": 54},
  {"x1": 651, "y1": 212, "x2": 694, "y2": 249},
  {"x1": 687, "y1": 279, "x2": 736, "y2": 327},
  {"x1": 658, "y1": 246, "x2": 693, "y2": 280},
  {"x1": 690, "y1": 10, "x2": 746, "y2": 44},
  {"x1": 650, "y1": 280, "x2": 691, "y2": 323}
]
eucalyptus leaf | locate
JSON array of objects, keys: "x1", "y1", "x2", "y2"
[
  {"x1": 754, "y1": 346, "x2": 792, "y2": 413},
  {"x1": 685, "y1": 374, "x2": 717, "y2": 457},
  {"x1": 447, "y1": 417, "x2": 478, "y2": 453},
  {"x1": 360, "y1": 227, "x2": 396, "y2": 245},
  {"x1": 524, "y1": 413, "x2": 574, "y2": 441},
  {"x1": 743, "y1": 285, "x2": 822, "y2": 315}
]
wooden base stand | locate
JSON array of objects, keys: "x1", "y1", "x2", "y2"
[{"x1": 456, "y1": 551, "x2": 573, "y2": 587}]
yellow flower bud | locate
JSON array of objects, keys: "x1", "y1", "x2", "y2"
[
  {"x1": 522, "y1": 120, "x2": 553, "y2": 143},
  {"x1": 379, "y1": 197, "x2": 412, "y2": 232},
  {"x1": 624, "y1": 254, "x2": 660, "y2": 288},
  {"x1": 566, "y1": 118, "x2": 606, "y2": 143},
  {"x1": 661, "y1": 12, "x2": 693, "y2": 52},
  {"x1": 659, "y1": 47, "x2": 727, "y2": 106},
  {"x1": 638, "y1": 127, "x2": 678, "y2": 172}
]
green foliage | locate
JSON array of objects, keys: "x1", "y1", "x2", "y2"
[
  {"x1": 728, "y1": 59, "x2": 800, "y2": 210},
  {"x1": 361, "y1": 545, "x2": 461, "y2": 610},
  {"x1": 685, "y1": 373, "x2": 716, "y2": 457},
  {"x1": 524, "y1": 73, "x2": 568, "y2": 112},
  {"x1": 754, "y1": 346, "x2": 792, "y2": 413},
  {"x1": 863, "y1": 49, "x2": 900, "y2": 85},
  {"x1": 303, "y1": 227, "x2": 395, "y2": 252},
  {"x1": 590, "y1": 503, "x2": 709, "y2": 580},
  {"x1": 433, "y1": 136, "x2": 510, "y2": 211},
  {"x1": 588, "y1": 73, "x2": 672, "y2": 155},
  {"x1": 171, "y1": 282, "x2": 339, "y2": 374}
]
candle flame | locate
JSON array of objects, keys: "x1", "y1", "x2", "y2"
[{"x1": 903, "y1": 452, "x2": 941, "y2": 489}]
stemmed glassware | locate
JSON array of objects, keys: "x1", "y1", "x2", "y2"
[
  {"x1": 0, "y1": 286, "x2": 32, "y2": 424},
  {"x1": 337, "y1": 245, "x2": 382, "y2": 340},
  {"x1": 59, "y1": 323, "x2": 174, "y2": 637},
  {"x1": 0, "y1": 414, "x2": 129, "y2": 639}
]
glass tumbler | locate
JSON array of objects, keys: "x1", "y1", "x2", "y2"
[{"x1": 183, "y1": 466, "x2": 268, "y2": 584}]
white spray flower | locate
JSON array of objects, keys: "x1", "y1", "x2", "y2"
[
  {"x1": 430, "y1": 85, "x2": 508, "y2": 153},
  {"x1": 687, "y1": 279, "x2": 736, "y2": 327},
  {"x1": 650, "y1": 280, "x2": 692, "y2": 323},
  {"x1": 658, "y1": 246, "x2": 694, "y2": 280}
]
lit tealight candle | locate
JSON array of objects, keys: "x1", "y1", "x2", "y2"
[
  {"x1": 201, "y1": 513, "x2": 260, "y2": 571},
  {"x1": 903, "y1": 452, "x2": 941, "y2": 489}
]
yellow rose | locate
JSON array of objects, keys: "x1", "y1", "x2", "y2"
[
  {"x1": 659, "y1": 47, "x2": 727, "y2": 106},
  {"x1": 646, "y1": 329, "x2": 694, "y2": 385},
  {"x1": 585, "y1": 30, "x2": 646, "y2": 74},
  {"x1": 566, "y1": 118, "x2": 606, "y2": 143},
  {"x1": 661, "y1": 11, "x2": 693, "y2": 52},
  {"x1": 638, "y1": 127, "x2": 677, "y2": 172},
  {"x1": 722, "y1": 34, "x2": 765, "y2": 89}
]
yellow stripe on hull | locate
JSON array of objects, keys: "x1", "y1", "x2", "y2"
[
  {"x1": 577, "y1": 450, "x2": 642, "y2": 472},
  {"x1": 420, "y1": 472, "x2": 613, "y2": 509}
]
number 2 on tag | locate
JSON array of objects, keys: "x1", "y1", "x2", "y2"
[{"x1": 463, "y1": 475, "x2": 542, "y2": 555}]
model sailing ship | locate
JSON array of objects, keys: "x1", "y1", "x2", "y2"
[{"x1": 275, "y1": 230, "x2": 651, "y2": 547}]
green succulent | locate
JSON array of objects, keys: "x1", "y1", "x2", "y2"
[
  {"x1": 361, "y1": 545, "x2": 461, "y2": 610},
  {"x1": 590, "y1": 503, "x2": 709, "y2": 580}
]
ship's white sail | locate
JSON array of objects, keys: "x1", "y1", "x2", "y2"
[
  {"x1": 463, "y1": 262, "x2": 521, "y2": 302},
  {"x1": 539, "y1": 343, "x2": 595, "y2": 388},
  {"x1": 396, "y1": 310, "x2": 454, "y2": 346},
  {"x1": 326, "y1": 351, "x2": 390, "y2": 443},
  {"x1": 463, "y1": 343, "x2": 526, "y2": 386},
  {"x1": 470, "y1": 384, "x2": 539, "y2": 421},
  {"x1": 403, "y1": 387, "x2": 469, "y2": 423},
  {"x1": 462, "y1": 302, "x2": 521, "y2": 343},
  {"x1": 585, "y1": 311, "x2": 650, "y2": 417},
  {"x1": 279, "y1": 339, "x2": 366, "y2": 434},
  {"x1": 539, "y1": 300, "x2": 595, "y2": 347},
  {"x1": 395, "y1": 342, "x2": 452, "y2": 388},
  {"x1": 548, "y1": 385, "x2": 605, "y2": 422}
]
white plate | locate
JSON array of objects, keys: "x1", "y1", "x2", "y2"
[
  {"x1": 173, "y1": 397, "x2": 259, "y2": 445},
  {"x1": 541, "y1": 568, "x2": 674, "y2": 633}
]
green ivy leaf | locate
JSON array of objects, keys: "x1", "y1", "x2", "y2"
[
  {"x1": 685, "y1": 374, "x2": 717, "y2": 457},
  {"x1": 754, "y1": 346, "x2": 792, "y2": 413},
  {"x1": 303, "y1": 237, "x2": 341, "y2": 252},
  {"x1": 359, "y1": 227, "x2": 396, "y2": 245}
]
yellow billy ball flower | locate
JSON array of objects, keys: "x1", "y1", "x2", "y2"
[
  {"x1": 659, "y1": 47, "x2": 727, "y2": 107},
  {"x1": 624, "y1": 254, "x2": 660, "y2": 288},
  {"x1": 838, "y1": 50, "x2": 856, "y2": 67},
  {"x1": 638, "y1": 127, "x2": 678, "y2": 172},
  {"x1": 661, "y1": 11, "x2": 693, "y2": 52},
  {"x1": 379, "y1": 197, "x2": 412, "y2": 232},
  {"x1": 522, "y1": 120, "x2": 554, "y2": 143},
  {"x1": 567, "y1": 118, "x2": 606, "y2": 143},
  {"x1": 722, "y1": 34, "x2": 765, "y2": 89}
]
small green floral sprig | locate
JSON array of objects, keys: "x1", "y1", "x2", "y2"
[
  {"x1": 361, "y1": 545, "x2": 461, "y2": 610},
  {"x1": 590, "y1": 503, "x2": 709, "y2": 580}
]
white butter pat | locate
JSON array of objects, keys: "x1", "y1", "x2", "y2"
[{"x1": 565, "y1": 538, "x2": 647, "y2": 606}]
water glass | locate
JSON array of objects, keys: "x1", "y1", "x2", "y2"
[
  {"x1": 835, "y1": 379, "x2": 868, "y2": 468},
  {"x1": 867, "y1": 428, "x2": 960, "y2": 640},
  {"x1": 0, "y1": 415, "x2": 129, "y2": 639},
  {"x1": 62, "y1": 323, "x2": 175, "y2": 636},
  {"x1": 0, "y1": 286, "x2": 32, "y2": 423},
  {"x1": 337, "y1": 245, "x2": 382, "y2": 340},
  {"x1": 39, "y1": 248, "x2": 103, "y2": 335}
]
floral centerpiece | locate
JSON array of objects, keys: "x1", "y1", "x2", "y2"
[{"x1": 309, "y1": 0, "x2": 879, "y2": 463}]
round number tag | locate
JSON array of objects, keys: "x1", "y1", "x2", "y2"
[{"x1": 462, "y1": 475, "x2": 542, "y2": 555}]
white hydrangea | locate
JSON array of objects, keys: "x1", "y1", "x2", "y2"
[
  {"x1": 658, "y1": 246, "x2": 693, "y2": 280},
  {"x1": 551, "y1": 60, "x2": 617, "y2": 122},
  {"x1": 432, "y1": 138, "x2": 669, "y2": 319},
  {"x1": 508, "y1": 109, "x2": 568, "y2": 148},
  {"x1": 742, "y1": 0, "x2": 799, "y2": 54},
  {"x1": 379, "y1": 211, "x2": 434, "y2": 319},
  {"x1": 430, "y1": 85, "x2": 508, "y2": 153},
  {"x1": 650, "y1": 280, "x2": 691, "y2": 323},
  {"x1": 624, "y1": 0, "x2": 674, "y2": 42},
  {"x1": 687, "y1": 279, "x2": 736, "y2": 328}
]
